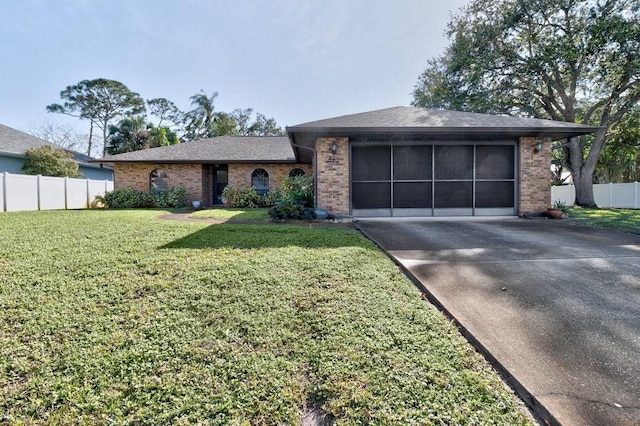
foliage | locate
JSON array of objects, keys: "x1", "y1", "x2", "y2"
[
  {"x1": 100, "y1": 187, "x2": 188, "y2": 208},
  {"x1": 594, "y1": 106, "x2": 640, "y2": 183},
  {"x1": 412, "y1": 0, "x2": 640, "y2": 206},
  {"x1": 268, "y1": 200, "x2": 315, "y2": 221},
  {"x1": 22, "y1": 145, "x2": 82, "y2": 178},
  {"x1": 566, "y1": 207, "x2": 640, "y2": 234},
  {"x1": 279, "y1": 175, "x2": 314, "y2": 206},
  {"x1": 0, "y1": 210, "x2": 533, "y2": 424},
  {"x1": 47, "y1": 78, "x2": 146, "y2": 156},
  {"x1": 261, "y1": 187, "x2": 281, "y2": 207},
  {"x1": 551, "y1": 199, "x2": 569, "y2": 212},
  {"x1": 29, "y1": 122, "x2": 89, "y2": 156},
  {"x1": 190, "y1": 208, "x2": 269, "y2": 222},
  {"x1": 146, "y1": 97, "x2": 183, "y2": 128},
  {"x1": 221, "y1": 186, "x2": 262, "y2": 208},
  {"x1": 106, "y1": 117, "x2": 179, "y2": 155}
]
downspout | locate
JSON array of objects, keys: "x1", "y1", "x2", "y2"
[{"x1": 289, "y1": 136, "x2": 318, "y2": 208}]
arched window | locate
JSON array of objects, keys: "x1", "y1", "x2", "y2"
[
  {"x1": 150, "y1": 169, "x2": 169, "y2": 192},
  {"x1": 251, "y1": 168, "x2": 269, "y2": 196},
  {"x1": 288, "y1": 168, "x2": 306, "y2": 177}
]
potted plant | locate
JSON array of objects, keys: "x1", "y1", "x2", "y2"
[{"x1": 546, "y1": 199, "x2": 567, "y2": 219}]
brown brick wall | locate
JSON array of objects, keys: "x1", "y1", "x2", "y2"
[
  {"x1": 113, "y1": 163, "x2": 204, "y2": 203},
  {"x1": 315, "y1": 137, "x2": 350, "y2": 215},
  {"x1": 227, "y1": 163, "x2": 312, "y2": 190},
  {"x1": 519, "y1": 137, "x2": 552, "y2": 214}
]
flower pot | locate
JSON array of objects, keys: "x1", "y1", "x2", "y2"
[{"x1": 545, "y1": 208, "x2": 563, "y2": 219}]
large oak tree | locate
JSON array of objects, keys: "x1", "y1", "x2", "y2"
[{"x1": 413, "y1": 0, "x2": 640, "y2": 206}]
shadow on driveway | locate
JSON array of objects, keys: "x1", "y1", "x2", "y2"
[{"x1": 357, "y1": 218, "x2": 640, "y2": 426}]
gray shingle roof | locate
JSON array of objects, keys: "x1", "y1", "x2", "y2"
[
  {"x1": 287, "y1": 106, "x2": 599, "y2": 137},
  {"x1": 97, "y1": 136, "x2": 297, "y2": 163},
  {"x1": 0, "y1": 123, "x2": 95, "y2": 163}
]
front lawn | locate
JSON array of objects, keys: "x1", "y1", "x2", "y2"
[
  {"x1": 566, "y1": 207, "x2": 640, "y2": 234},
  {"x1": 190, "y1": 208, "x2": 269, "y2": 222},
  {"x1": 0, "y1": 210, "x2": 532, "y2": 424}
]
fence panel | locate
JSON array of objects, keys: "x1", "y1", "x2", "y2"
[
  {"x1": 39, "y1": 176, "x2": 67, "y2": 210},
  {"x1": 0, "y1": 173, "x2": 113, "y2": 212},
  {"x1": 66, "y1": 178, "x2": 89, "y2": 209},
  {"x1": 552, "y1": 182, "x2": 640, "y2": 209},
  {"x1": 6, "y1": 174, "x2": 39, "y2": 212}
]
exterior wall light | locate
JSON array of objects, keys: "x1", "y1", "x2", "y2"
[
  {"x1": 534, "y1": 139, "x2": 543, "y2": 154},
  {"x1": 330, "y1": 141, "x2": 338, "y2": 155}
]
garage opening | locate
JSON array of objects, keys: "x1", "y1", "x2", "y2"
[{"x1": 351, "y1": 142, "x2": 516, "y2": 217}]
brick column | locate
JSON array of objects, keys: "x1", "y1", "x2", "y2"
[
  {"x1": 315, "y1": 137, "x2": 350, "y2": 215},
  {"x1": 519, "y1": 137, "x2": 552, "y2": 214}
]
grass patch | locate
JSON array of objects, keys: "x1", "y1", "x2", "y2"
[
  {"x1": 566, "y1": 207, "x2": 640, "y2": 234},
  {"x1": 190, "y1": 208, "x2": 269, "y2": 222},
  {"x1": 0, "y1": 210, "x2": 532, "y2": 424}
]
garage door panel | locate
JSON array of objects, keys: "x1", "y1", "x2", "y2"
[
  {"x1": 352, "y1": 182, "x2": 391, "y2": 209},
  {"x1": 476, "y1": 145, "x2": 515, "y2": 179},
  {"x1": 352, "y1": 146, "x2": 390, "y2": 181},
  {"x1": 434, "y1": 146, "x2": 474, "y2": 180},
  {"x1": 476, "y1": 181, "x2": 515, "y2": 208},
  {"x1": 393, "y1": 146, "x2": 432, "y2": 180},
  {"x1": 393, "y1": 182, "x2": 432, "y2": 208},
  {"x1": 434, "y1": 181, "x2": 473, "y2": 208}
]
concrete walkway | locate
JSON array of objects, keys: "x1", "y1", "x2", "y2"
[{"x1": 357, "y1": 218, "x2": 640, "y2": 426}]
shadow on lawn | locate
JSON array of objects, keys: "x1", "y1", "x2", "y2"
[{"x1": 160, "y1": 223, "x2": 365, "y2": 249}]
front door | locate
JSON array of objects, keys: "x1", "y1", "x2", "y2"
[{"x1": 213, "y1": 164, "x2": 228, "y2": 205}]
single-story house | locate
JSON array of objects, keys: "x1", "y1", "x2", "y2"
[
  {"x1": 0, "y1": 123, "x2": 113, "y2": 181},
  {"x1": 97, "y1": 106, "x2": 598, "y2": 217}
]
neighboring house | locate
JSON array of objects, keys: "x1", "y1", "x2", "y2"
[
  {"x1": 0, "y1": 124, "x2": 113, "y2": 181},
  {"x1": 97, "y1": 106, "x2": 598, "y2": 217}
]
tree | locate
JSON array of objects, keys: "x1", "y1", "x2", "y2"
[
  {"x1": 106, "y1": 117, "x2": 179, "y2": 155},
  {"x1": 47, "y1": 79, "x2": 146, "y2": 156},
  {"x1": 412, "y1": 0, "x2": 640, "y2": 206},
  {"x1": 184, "y1": 90, "x2": 219, "y2": 140},
  {"x1": 146, "y1": 98, "x2": 183, "y2": 128},
  {"x1": 29, "y1": 122, "x2": 89, "y2": 155},
  {"x1": 22, "y1": 145, "x2": 82, "y2": 178},
  {"x1": 593, "y1": 106, "x2": 640, "y2": 183}
]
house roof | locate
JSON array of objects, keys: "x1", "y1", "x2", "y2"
[
  {"x1": 96, "y1": 136, "x2": 298, "y2": 163},
  {"x1": 0, "y1": 123, "x2": 96, "y2": 164},
  {"x1": 286, "y1": 106, "x2": 600, "y2": 138}
]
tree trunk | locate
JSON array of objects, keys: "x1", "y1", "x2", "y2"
[
  {"x1": 87, "y1": 121, "x2": 94, "y2": 157},
  {"x1": 573, "y1": 170, "x2": 596, "y2": 207},
  {"x1": 567, "y1": 128, "x2": 607, "y2": 207}
]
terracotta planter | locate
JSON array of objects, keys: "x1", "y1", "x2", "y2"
[{"x1": 545, "y1": 208, "x2": 563, "y2": 219}]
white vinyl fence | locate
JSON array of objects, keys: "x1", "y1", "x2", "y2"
[
  {"x1": 1, "y1": 172, "x2": 114, "y2": 212},
  {"x1": 552, "y1": 182, "x2": 640, "y2": 209}
]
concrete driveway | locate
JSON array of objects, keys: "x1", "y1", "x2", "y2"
[{"x1": 357, "y1": 218, "x2": 640, "y2": 426}]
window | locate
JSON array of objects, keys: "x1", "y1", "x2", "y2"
[
  {"x1": 289, "y1": 168, "x2": 306, "y2": 177},
  {"x1": 251, "y1": 168, "x2": 269, "y2": 196},
  {"x1": 150, "y1": 169, "x2": 169, "y2": 192}
]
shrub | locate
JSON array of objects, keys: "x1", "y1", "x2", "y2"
[
  {"x1": 100, "y1": 187, "x2": 188, "y2": 208},
  {"x1": 157, "y1": 187, "x2": 189, "y2": 208},
  {"x1": 261, "y1": 188, "x2": 281, "y2": 207},
  {"x1": 268, "y1": 200, "x2": 315, "y2": 221},
  {"x1": 222, "y1": 186, "x2": 262, "y2": 208},
  {"x1": 279, "y1": 175, "x2": 314, "y2": 206}
]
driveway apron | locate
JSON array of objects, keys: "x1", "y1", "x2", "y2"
[{"x1": 357, "y1": 218, "x2": 640, "y2": 426}]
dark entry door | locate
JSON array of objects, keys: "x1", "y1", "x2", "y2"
[{"x1": 213, "y1": 164, "x2": 228, "y2": 205}]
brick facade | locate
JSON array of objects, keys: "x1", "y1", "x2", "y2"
[
  {"x1": 114, "y1": 163, "x2": 204, "y2": 203},
  {"x1": 114, "y1": 162, "x2": 312, "y2": 207},
  {"x1": 315, "y1": 137, "x2": 350, "y2": 215},
  {"x1": 227, "y1": 163, "x2": 312, "y2": 192},
  {"x1": 518, "y1": 137, "x2": 552, "y2": 214}
]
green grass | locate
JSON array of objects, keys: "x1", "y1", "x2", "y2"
[
  {"x1": 0, "y1": 210, "x2": 532, "y2": 424},
  {"x1": 566, "y1": 207, "x2": 640, "y2": 234},
  {"x1": 190, "y1": 208, "x2": 270, "y2": 222}
]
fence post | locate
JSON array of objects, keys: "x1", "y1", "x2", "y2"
[
  {"x1": 86, "y1": 178, "x2": 91, "y2": 208},
  {"x1": 64, "y1": 177, "x2": 68, "y2": 210},
  {"x1": 2, "y1": 172, "x2": 7, "y2": 212},
  {"x1": 636, "y1": 182, "x2": 639, "y2": 209},
  {"x1": 37, "y1": 175, "x2": 41, "y2": 211},
  {"x1": 609, "y1": 183, "x2": 613, "y2": 208}
]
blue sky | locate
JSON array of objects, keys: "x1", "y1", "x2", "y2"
[{"x1": 0, "y1": 0, "x2": 469, "y2": 136}]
